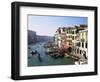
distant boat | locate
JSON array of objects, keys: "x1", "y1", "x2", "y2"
[{"x1": 31, "y1": 50, "x2": 37, "y2": 55}]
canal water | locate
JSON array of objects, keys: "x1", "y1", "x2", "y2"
[{"x1": 28, "y1": 42, "x2": 74, "y2": 66}]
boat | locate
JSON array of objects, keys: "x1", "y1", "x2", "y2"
[{"x1": 31, "y1": 50, "x2": 37, "y2": 55}]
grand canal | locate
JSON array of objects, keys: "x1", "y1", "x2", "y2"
[{"x1": 28, "y1": 42, "x2": 74, "y2": 66}]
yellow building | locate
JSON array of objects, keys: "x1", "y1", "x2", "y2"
[
  {"x1": 74, "y1": 28, "x2": 88, "y2": 64},
  {"x1": 79, "y1": 29, "x2": 88, "y2": 57}
]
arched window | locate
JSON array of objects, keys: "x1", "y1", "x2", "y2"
[
  {"x1": 83, "y1": 51, "x2": 87, "y2": 59},
  {"x1": 85, "y1": 42, "x2": 87, "y2": 48},
  {"x1": 82, "y1": 42, "x2": 84, "y2": 48}
]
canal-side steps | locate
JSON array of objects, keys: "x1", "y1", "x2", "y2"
[{"x1": 64, "y1": 53, "x2": 87, "y2": 65}]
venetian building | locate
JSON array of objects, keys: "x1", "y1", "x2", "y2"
[
  {"x1": 79, "y1": 28, "x2": 88, "y2": 58},
  {"x1": 54, "y1": 27, "x2": 68, "y2": 48},
  {"x1": 74, "y1": 25, "x2": 88, "y2": 64},
  {"x1": 65, "y1": 27, "x2": 73, "y2": 47},
  {"x1": 54, "y1": 28, "x2": 64, "y2": 48}
]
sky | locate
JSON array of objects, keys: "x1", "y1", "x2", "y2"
[{"x1": 28, "y1": 15, "x2": 87, "y2": 36}]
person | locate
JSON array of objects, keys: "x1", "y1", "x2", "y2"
[
  {"x1": 38, "y1": 53, "x2": 42, "y2": 62},
  {"x1": 31, "y1": 51, "x2": 34, "y2": 56}
]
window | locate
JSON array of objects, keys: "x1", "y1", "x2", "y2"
[
  {"x1": 85, "y1": 42, "x2": 87, "y2": 48},
  {"x1": 72, "y1": 31, "x2": 74, "y2": 34},
  {"x1": 79, "y1": 42, "x2": 80, "y2": 47},
  {"x1": 75, "y1": 49, "x2": 76, "y2": 54},
  {"x1": 80, "y1": 50, "x2": 81, "y2": 54},
  {"x1": 72, "y1": 36, "x2": 74, "y2": 40},
  {"x1": 74, "y1": 36, "x2": 76, "y2": 40},
  {"x1": 63, "y1": 28, "x2": 65, "y2": 32},
  {"x1": 79, "y1": 42, "x2": 82, "y2": 47},
  {"x1": 82, "y1": 42, "x2": 84, "y2": 48},
  {"x1": 83, "y1": 51, "x2": 87, "y2": 59},
  {"x1": 76, "y1": 42, "x2": 80, "y2": 47},
  {"x1": 77, "y1": 49, "x2": 79, "y2": 53},
  {"x1": 59, "y1": 30, "x2": 61, "y2": 34}
]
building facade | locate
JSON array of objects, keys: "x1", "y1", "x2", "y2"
[
  {"x1": 54, "y1": 25, "x2": 88, "y2": 64},
  {"x1": 73, "y1": 25, "x2": 88, "y2": 64}
]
